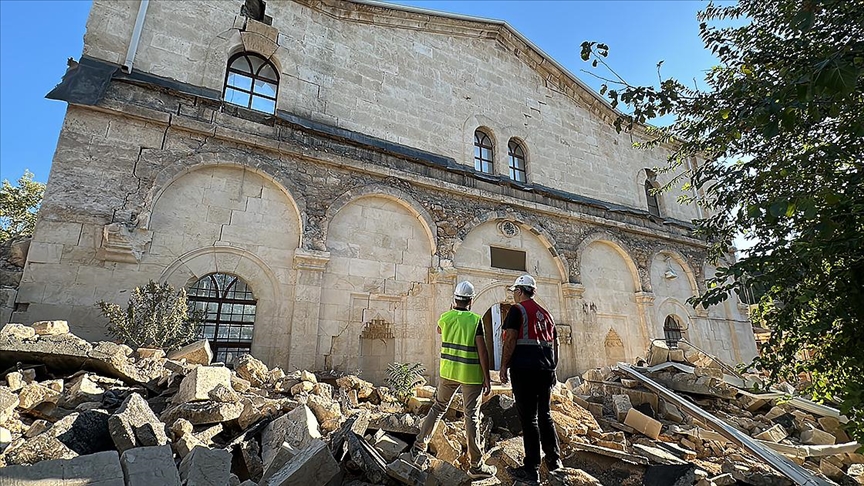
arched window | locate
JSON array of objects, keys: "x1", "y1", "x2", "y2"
[
  {"x1": 223, "y1": 52, "x2": 279, "y2": 114},
  {"x1": 663, "y1": 315, "x2": 684, "y2": 348},
  {"x1": 474, "y1": 130, "x2": 494, "y2": 174},
  {"x1": 508, "y1": 139, "x2": 527, "y2": 182},
  {"x1": 645, "y1": 178, "x2": 661, "y2": 217},
  {"x1": 187, "y1": 273, "x2": 257, "y2": 365}
]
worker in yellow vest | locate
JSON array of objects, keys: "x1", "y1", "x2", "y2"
[{"x1": 411, "y1": 280, "x2": 497, "y2": 479}]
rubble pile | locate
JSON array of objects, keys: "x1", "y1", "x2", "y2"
[{"x1": 0, "y1": 321, "x2": 861, "y2": 485}]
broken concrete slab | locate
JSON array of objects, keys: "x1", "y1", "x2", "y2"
[
  {"x1": 173, "y1": 366, "x2": 232, "y2": 403},
  {"x1": 261, "y1": 404, "x2": 322, "y2": 468},
  {"x1": 178, "y1": 445, "x2": 232, "y2": 486},
  {"x1": 632, "y1": 443, "x2": 688, "y2": 465},
  {"x1": 120, "y1": 445, "x2": 182, "y2": 486},
  {"x1": 261, "y1": 439, "x2": 339, "y2": 486},
  {"x1": 109, "y1": 393, "x2": 169, "y2": 452},
  {"x1": 0, "y1": 450, "x2": 124, "y2": 485},
  {"x1": 167, "y1": 340, "x2": 212, "y2": 366}
]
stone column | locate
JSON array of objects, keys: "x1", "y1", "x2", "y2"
[
  {"x1": 559, "y1": 283, "x2": 584, "y2": 377},
  {"x1": 290, "y1": 249, "x2": 330, "y2": 372},
  {"x1": 426, "y1": 266, "x2": 457, "y2": 384},
  {"x1": 634, "y1": 291, "x2": 656, "y2": 359}
]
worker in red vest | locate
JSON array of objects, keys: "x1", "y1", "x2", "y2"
[
  {"x1": 411, "y1": 280, "x2": 497, "y2": 479},
  {"x1": 500, "y1": 274, "x2": 562, "y2": 484}
]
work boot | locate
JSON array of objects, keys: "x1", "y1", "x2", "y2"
[
  {"x1": 467, "y1": 462, "x2": 497, "y2": 479},
  {"x1": 545, "y1": 458, "x2": 563, "y2": 472},
  {"x1": 508, "y1": 465, "x2": 540, "y2": 484}
]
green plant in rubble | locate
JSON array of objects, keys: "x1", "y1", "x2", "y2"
[
  {"x1": 385, "y1": 362, "x2": 426, "y2": 403},
  {"x1": 98, "y1": 280, "x2": 202, "y2": 350}
]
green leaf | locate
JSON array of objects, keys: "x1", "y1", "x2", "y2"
[{"x1": 769, "y1": 200, "x2": 789, "y2": 217}]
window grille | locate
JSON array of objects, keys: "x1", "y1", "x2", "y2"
[
  {"x1": 645, "y1": 179, "x2": 661, "y2": 217},
  {"x1": 223, "y1": 52, "x2": 279, "y2": 114},
  {"x1": 663, "y1": 315, "x2": 683, "y2": 348},
  {"x1": 474, "y1": 130, "x2": 494, "y2": 174},
  {"x1": 508, "y1": 140, "x2": 527, "y2": 182},
  {"x1": 187, "y1": 273, "x2": 257, "y2": 365}
]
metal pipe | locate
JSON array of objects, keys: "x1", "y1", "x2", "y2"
[
  {"x1": 617, "y1": 363, "x2": 833, "y2": 486},
  {"x1": 122, "y1": 0, "x2": 150, "y2": 73}
]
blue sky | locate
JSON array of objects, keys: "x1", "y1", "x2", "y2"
[{"x1": 0, "y1": 0, "x2": 719, "y2": 184}]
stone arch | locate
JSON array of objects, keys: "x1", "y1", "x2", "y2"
[
  {"x1": 454, "y1": 211, "x2": 568, "y2": 283},
  {"x1": 144, "y1": 157, "x2": 305, "y2": 249},
  {"x1": 576, "y1": 232, "x2": 642, "y2": 292},
  {"x1": 505, "y1": 135, "x2": 531, "y2": 181},
  {"x1": 471, "y1": 281, "x2": 551, "y2": 319},
  {"x1": 650, "y1": 249, "x2": 700, "y2": 298},
  {"x1": 200, "y1": 26, "x2": 287, "y2": 92},
  {"x1": 462, "y1": 115, "x2": 500, "y2": 171},
  {"x1": 159, "y1": 246, "x2": 289, "y2": 366},
  {"x1": 323, "y1": 184, "x2": 437, "y2": 257},
  {"x1": 637, "y1": 168, "x2": 665, "y2": 217}
]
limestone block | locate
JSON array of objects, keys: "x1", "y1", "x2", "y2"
[
  {"x1": 231, "y1": 375, "x2": 252, "y2": 393},
  {"x1": 847, "y1": 464, "x2": 864, "y2": 484},
  {"x1": 108, "y1": 393, "x2": 169, "y2": 452},
  {"x1": 429, "y1": 423, "x2": 460, "y2": 463},
  {"x1": 136, "y1": 348, "x2": 165, "y2": 359},
  {"x1": 0, "y1": 450, "x2": 124, "y2": 485},
  {"x1": 582, "y1": 366, "x2": 613, "y2": 383},
  {"x1": 306, "y1": 394, "x2": 341, "y2": 424},
  {"x1": 291, "y1": 381, "x2": 314, "y2": 395},
  {"x1": 753, "y1": 424, "x2": 787, "y2": 443},
  {"x1": 31, "y1": 320, "x2": 70, "y2": 335},
  {"x1": 407, "y1": 395, "x2": 433, "y2": 415},
  {"x1": 819, "y1": 458, "x2": 845, "y2": 481},
  {"x1": 24, "y1": 419, "x2": 51, "y2": 438},
  {"x1": 300, "y1": 370, "x2": 317, "y2": 383},
  {"x1": 428, "y1": 456, "x2": 471, "y2": 486},
  {"x1": 209, "y1": 383, "x2": 240, "y2": 403},
  {"x1": 167, "y1": 340, "x2": 212, "y2": 366},
  {"x1": 261, "y1": 439, "x2": 339, "y2": 486},
  {"x1": 62, "y1": 373, "x2": 105, "y2": 407},
  {"x1": 261, "y1": 405, "x2": 322, "y2": 468},
  {"x1": 800, "y1": 428, "x2": 836, "y2": 445},
  {"x1": 160, "y1": 401, "x2": 244, "y2": 426},
  {"x1": 194, "y1": 424, "x2": 223, "y2": 444},
  {"x1": 170, "y1": 418, "x2": 193, "y2": 439},
  {"x1": 373, "y1": 430, "x2": 409, "y2": 462},
  {"x1": 0, "y1": 426, "x2": 11, "y2": 451},
  {"x1": 174, "y1": 434, "x2": 204, "y2": 459},
  {"x1": 548, "y1": 467, "x2": 603, "y2": 486},
  {"x1": 235, "y1": 354, "x2": 268, "y2": 386},
  {"x1": 260, "y1": 442, "x2": 298, "y2": 484},
  {"x1": 174, "y1": 366, "x2": 232, "y2": 403},
  {"x1": 764, "y1": 406, "x2": 788, "y2": 421},
  {"x1": 239, "y1": 438, "x2": 264, "y2": 482},
  {"x1": 312, "y1": 382, "x2": 333, "y2": 400},
  {"x1": 5, "y1": 372, "x2": 25, "y2": 391},
  {"x1": 0, "y1": 386, "x2": 18, "y2": 423},
  {"x1": 17, "y1": 383, "x2": 61, "y2": 409},
  {"x1": 1, "y1": 323, "x2": 36, "y2": 340},
  {"x1": 624, "y1": 409, "x2": 662, "y2": 440},
  {"x1": 414, "y1": 385, "x2": 435, "y2": 399},
  {"x1": 245, "y1": 19, "x2": 278, "y2": 42},
  {"x1": 178, "y1": 445, "x2": 232, "y2": 486},
  {"x1": 611, "y1": 394, "x2": 632, "y2": 422},
  {"x1": 120, "y1": 445, "x2": 182, "y2": 486},
  {"x1": 4, "y1": 432, "x2": 76, "y2": 465}
]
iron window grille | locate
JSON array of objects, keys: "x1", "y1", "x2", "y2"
[
  {"x1": 663, "y1": 315, "x2": 683, "y2": 348},
  {"x1": 474, "y1": 130, "x2": 494, "y2": 174},
  {"x1": 508, "y1": 140, "x2": 527, "y2": 182},
  {"x1": 187, "y1": 273, "x2": 257, "y2": 366},
  {"x1": 223, "y1": 52, "x2": 279, "y2": 114}
]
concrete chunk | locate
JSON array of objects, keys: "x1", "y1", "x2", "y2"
[
  {"x1": 261, "y1": 439, "x2": 339, "y2": 486},
  {"x1": 167, "y1": 339, "x2": 212, "y2": 366},
  {"x1": 611, "y1": 394, "x2": 633, "y2": 422},
  {"x1": 120, "y1": 445, "x2": 181, "y2": 486},
  {"x1": 109, "y1": 393, "x2": 169, "y2": 452},
  {"x1": 160, "y1": 400, "x2": 244, "y2": 425},
  {"x1": 178, "y1": 445, "x2": 232, "y2": 486},
  {"x1": 17, "y1": 383, "x2": 61, "y2": 409},
  {"x1": 261, "y1": 405, "x2": 321, "y2": 468},
  {"x1": 1, "y1": 323, "x2": 36, "y2": 340},
  {"x1": 234, "y1": 354, "x2": 268, "y2": 386},
  {"x1": 4, "y1": 432, "x2": 77, "y2": 465},
  {"x1": 31, "y1": 320, "x2": 69, "y2": 335},
  {"x1": 624, "y1": 408, "x2": 662, "y2": 440},
  {"x1": 62, "y1": 373, "x2": 105, "y2": 408},
  {"x1": 0, "y1": 450, "x2": 124, "y2": 485},
  {"x1": 174, "y1": 366, "x2": 232, "y2": 403},
  {"x1": 0, "y1": 386, "x2": 18, "y2": 423}
]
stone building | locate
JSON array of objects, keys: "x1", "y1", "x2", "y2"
[{"x1": 15, "y1": 0, "x2": 757, "y2": 383}]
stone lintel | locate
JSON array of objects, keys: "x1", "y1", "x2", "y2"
[
  {"x1": 634, "y1": 291, "x2": 655, "y2": 305},
  {"x1": 293, "y1": 249, "x2": 331, "y2": 271},
  {"x1": 561, "y1": 282, "x2": 586, "y2": 298}
]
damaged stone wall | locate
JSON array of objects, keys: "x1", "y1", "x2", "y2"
[{"x1": 16, "y1": 0, "x2": 758, "y2": 378}]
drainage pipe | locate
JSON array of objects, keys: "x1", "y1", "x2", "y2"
[{"x1": 122, "y1": 0, "x2": 150, "y2": 73}]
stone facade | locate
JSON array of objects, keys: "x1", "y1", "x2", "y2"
[{"x1": 16, "y1": 0, "x2": 757, "y2": 382}]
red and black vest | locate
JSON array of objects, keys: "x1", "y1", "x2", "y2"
[{"x1": 513, "y1": 299, "x2": 556, "y2": 348}]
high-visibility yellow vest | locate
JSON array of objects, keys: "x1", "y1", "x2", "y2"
[{"x1": 438, "y1": 309, "x2": 484, "y2": 384}]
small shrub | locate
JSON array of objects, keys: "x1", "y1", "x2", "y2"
[
  {"x1": 385, "y1": 362, "x2": 426, "y2": 403},
  {"x1": 98, "y1": 280, "x2": 202, "y2": 350}
]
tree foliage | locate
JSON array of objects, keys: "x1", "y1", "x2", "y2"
[
  {"x1": 582, "y1": 0, "x2": 864, "y2": 441},
  {"x1": 385, "y1": 362, "x2": 426, "y2": 403},
  {"x1": 98, "y1": 280, "x2": 202, "y2": 350},
  {"x1": 0, "y1": 170, "x2": 45, "y2": 242}
]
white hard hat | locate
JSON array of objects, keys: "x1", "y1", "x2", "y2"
[
  {"x1": 508, "y1": 274, "x2": 537, "y2": 290},
  {"x1": 454, "y1": 281, "x2": 475, "y2": 299}
]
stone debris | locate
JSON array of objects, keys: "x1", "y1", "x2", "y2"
[{"x1": 0, "y1": 326, "x2": 860, "y2": 486}]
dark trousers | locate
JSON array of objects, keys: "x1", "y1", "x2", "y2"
[{"x1": 510, "y1": 368, "x2": 561, "y2": 469}]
